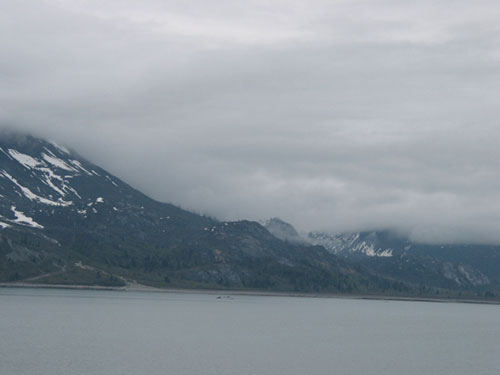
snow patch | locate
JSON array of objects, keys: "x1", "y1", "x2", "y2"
[
  {"x1": 0, "y1": 221, "x2": 11, "y2": 229},
  {"x1": 0, "y1": 147, "x2": 13, "y2": 159},
  {"x1": 378, "y1": 249, "x2": 393, "y2": 257},
  {"x1": 42, "y1": 153, "x2": 76, "y2": 172},
  {"x1": 56, "y1": 199, "x2": 73, "y2": 207},
  {"x1": 96, "y1": 197, "x2": 104, "y2": 203},
  {"x1": 106, "y1": 175, "x2": 118, "y2": 187},
  {"x1": 69, "y1": 160, "x2": 92, "y2": 175},
  {"x1": 1, "y1": 170, "x2": 72, "y2": 206},
  {"x1": 38, "y1": 167, "x2": 63, "y2": 182},
  {"x1": 11, "y1": 206, "x2": 44, "y2": 229},
  {"x1": 40, "y1": 173, "x2": 66, "y2": 196},
  {"x1": 35, "y1": 167, "x2": 81, "y2": 199},
  {"x1": 8, "y1": 149, "x2": 42, "y2": 169}
]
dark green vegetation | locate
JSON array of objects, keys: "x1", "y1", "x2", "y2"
[{"x1": 0, "y1": 132, "x2": 498, "y2": 300}]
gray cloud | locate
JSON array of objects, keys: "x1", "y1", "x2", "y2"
[{"x1": 2, "y1": 0, "x2": 500, "y2": 244}]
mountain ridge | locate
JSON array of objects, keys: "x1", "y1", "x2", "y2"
[
  {"x1": 259, "y1": 216, "x2": 500, "y2": 296},
  {"x1": 306, "y1": 228, "x2": 500, "y2": 294},
  {"x1": 0, "y1": 132, "x2": 384, "y2": 294},
  {"x1": 1, "y1": 132, "x2": 498, "y2": 299}
]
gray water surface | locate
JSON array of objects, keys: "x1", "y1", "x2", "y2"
[{"x1": 1, "y1": 288, "x2": 499, "y2": 375}]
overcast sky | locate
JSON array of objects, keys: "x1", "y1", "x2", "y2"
[{"x1": 2, "y1": 0, "x2": 500, "y2": 244}]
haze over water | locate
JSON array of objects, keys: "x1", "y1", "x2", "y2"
[{"x1": 1, "y1": 288, "x2": 499, "y2": 375}]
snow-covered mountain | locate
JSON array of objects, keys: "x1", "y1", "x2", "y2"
[
  {"x1": 1, "y1": 132, "x2": 498, "y2": 298},
  {"x1": 0, "y1": 135, "x2": 125, "y2": 230},
  {"x1": 0, "y1": 132, "x2": 371, "y2": 293},
  {"x1": 261, "y1": 216, "x2": 499, "y2": 293}
]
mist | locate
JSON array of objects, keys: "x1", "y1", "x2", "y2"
[{"x1": 2, "y1": 0, "x2": 500, "y2": 244}]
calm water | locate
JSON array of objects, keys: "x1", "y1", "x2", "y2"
[{"x1": 1, "y1": 288, "x2": 499, "y2": 375}]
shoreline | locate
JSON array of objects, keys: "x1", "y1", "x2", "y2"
[{"x1": 1, "y1": 282, "x2": 499, "y2": 305}]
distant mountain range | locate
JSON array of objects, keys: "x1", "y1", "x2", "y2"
[
  {"x1": 307, "y1": 230, "x2": 500, "y2": 292},
  {"x1": 263, "y1": 220, "x2": 499, "y2": 297},
  {"x1": 1, "y1": 132, "x2": 498, "y2": 299}
]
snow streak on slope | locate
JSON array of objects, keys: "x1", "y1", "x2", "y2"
[
  {"x1": 69, "y1": 160, "x2": 93, "y2": 175},
  {"x1": 0, "y1": 221, "x2": 11, "y2": 229},
  {"x1": 0, "y1": 145, "x2": 101, "y2": 205},
  {"x1": 8, "y1": 149, "x2": 42, "y2": 169},
  {"x1": 0, "y1": 136, "x2": 131, "y2": 234},
  {"x1": 308, "y1": 232, "x2": 394, "y2": 257},
  {"x1": 42, "y1": 152, "x2": 76, "y2": 172},
  {"x1": 11, "y1": 206, "x2": 44, "y2": 229},
  {"x1": 0, "y1": 170, "x2": 71, "y2": 206}
]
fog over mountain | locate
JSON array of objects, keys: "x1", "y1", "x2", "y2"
[{"x1": 2, "y1": 1, "x2": 500, "y2": 244}]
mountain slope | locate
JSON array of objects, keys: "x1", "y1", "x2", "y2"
[
  {"x1": 264, "y1": 217, "x2": 308, "y2": 245},
  {"x1": 0, "y1": 132, "x2": 384, "y2": 293},
  {"x1": 308, "y1": 230, "x2": 500, "y2": 296},
  {"x1": 3, "y1": 133, "x2": 497, "y2": 299}
]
